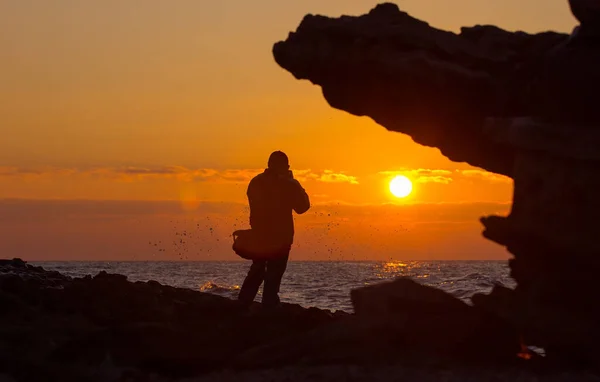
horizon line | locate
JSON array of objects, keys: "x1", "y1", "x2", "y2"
[{"x1": 26, "y1": 259, "x2": 509, "y2": 263}]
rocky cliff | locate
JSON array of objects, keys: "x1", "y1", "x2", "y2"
[{"x1": 273, "y1": 1, "x2": 600, "y2": 367}]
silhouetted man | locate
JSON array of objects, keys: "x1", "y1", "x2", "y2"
[{"x1": 238, "y1": 151, "x2": 310, "y2": 309}]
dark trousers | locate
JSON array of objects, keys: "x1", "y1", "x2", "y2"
[{"x1": 238, "y1": 250, "x2": 290, "y2": 307}]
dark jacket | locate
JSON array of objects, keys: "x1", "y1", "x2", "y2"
[{"x1": 247, "y1": 168, "x2": 310, "y2": 247}]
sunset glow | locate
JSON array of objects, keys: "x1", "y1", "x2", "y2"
[{"x1": 0, "y1": 0, "x2": 574, "y2": 261}]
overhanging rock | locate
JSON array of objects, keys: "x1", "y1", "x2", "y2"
[
  {"x1": 272, "y1": 3, "x2": 593, "y2": 177},
  {"x1": 274, "y1": 1, "x2": 600, "y2": 365}
]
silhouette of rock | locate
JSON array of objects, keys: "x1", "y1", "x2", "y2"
[
  {"x1": 0, "y1": 260, "x2": 531, "y2": 380},
  {"x1": 230, "y1": 279, "x2": 522, "y2": 373},
  {"x1": 569, "y1": 0, "x2": 600, "y2": 27},
  {"x1": 480, "y1": 117, "x2": 600, "y2": 367},
  {"x1": 273, "y1": 2, "x2": 568, "y2": 176},
  {"x1": 352, "y1": 277, "x2": 469, "y2": 315},
  {"x1": 273, "y1": 1, "x2": 600, "y2": 367},
  {"x1": 0, "y1": 258, "x2": 27, "y2": 268},
  {"x1": 351, "y1": 278, "x2": 519, "y2": 361},
  {"x1": 0, "y1": 260, "x2": 349, "y2": 380}
]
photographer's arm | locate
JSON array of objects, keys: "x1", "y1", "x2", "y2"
[{"x1": 290, "y1": 179, "x2": 310, "y2": 215}]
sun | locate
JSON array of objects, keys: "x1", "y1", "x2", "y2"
[{"x1": 389, "y1": 175, "x2": 413, "y2": 198}]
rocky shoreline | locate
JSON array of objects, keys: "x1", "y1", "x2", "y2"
[
  {"x1": 1, "y1": 258, "x2": 597, "y2": 382},
  {"x1": 4, "y1": 2, "x2": 600, "y2": 380}
]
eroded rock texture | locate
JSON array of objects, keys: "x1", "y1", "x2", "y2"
[
  {"x1": 273, "y1": 3, "x2": 570, "y2": 176},
  {"x1": 0, "y1": 260, "x2": 522, "y2": 381},
  {"x1": 274, "y1": 1, "x2": 600, "y2": 366},
  {"x1": 480, "y1": 118, "x2": 600, "y2": 365},
  {"x1": 0, "y1": 259, "x2": 341, "y2": 381}
]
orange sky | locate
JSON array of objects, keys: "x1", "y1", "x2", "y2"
[{"x1": 0, "y1": 1, "x2": 577, "y2": 260}]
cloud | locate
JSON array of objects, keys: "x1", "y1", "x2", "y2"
[
  {"x1": 0, "y1": 166, "x2": 359, "y2": 185},
  {"x1": 415, "y1": 176, "x2": 453, "y2": 184},
  {"x1": 458, "y1": 170, "x2": 512, "y2": 183},
  {"x1": 193, "y1": 169, "x2": 261, "y2": 183},
  {"x1": 380, "y1": 168, "x2": 512, "y2": 185},
  {"x1": 318, "y1": 170, "x2": 359, "y2": 184},
  {"x1": 1, "y1": 166, "x2": 509, "y2": 187},
  {"x1": 84, "y1": 167, "x2": 259, "y2": 183},
  {"x1": 380, "y1": 169, "x2": 454, "y2": 184},
  {"x1": 0, "y1": 166, "x2": 256, "y2": 183},
  {"x1": 0, "y1": 198, "x2": 247, "y2": 222},
  {"x1": 294, "y1": 169, "x2": 359, "y2": 184},
  {"x1": 0, "y1": 166, "x2": 77, "y2": 177},
  {"x1": 0, "y1": 198, "x2": 510, "y2": 223},
  {"x1": 0, "y1": 198, "x2": 512, "y2": 261}
]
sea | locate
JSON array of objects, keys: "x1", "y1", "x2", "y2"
[{"x1": 35, "y1": 261, "x2": 513, "y2": 312}]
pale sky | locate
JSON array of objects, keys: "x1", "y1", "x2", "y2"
[{"x1": 0, "y1": 1, "x2": 577, "y2": 260}]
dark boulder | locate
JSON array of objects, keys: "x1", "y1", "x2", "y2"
[{"x1": 351, "y1": 278, "x2": 520, "y2": 362}]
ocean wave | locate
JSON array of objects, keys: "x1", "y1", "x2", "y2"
[
  {"x1": 199, "y1": 281, "x2": 240, "y2": 293},
  {"x1": 35, "y1": 261, "x2": 513, "y2": 311},
  {"x1": 442, "y1": 287, "x2": 475, "y2": 299}
]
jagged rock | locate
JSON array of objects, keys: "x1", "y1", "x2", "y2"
[
  {"x1": 569, "y1": 0, "x2": 600, "y2": 27},
  {"x1": 147, "y1": 280, "x2": 162, "y2": 288},
  {"x1": 273, "y1": 2, "x2": 571, "y2": 176},
  {"x1": 0, "y1": 258, "x2": 27, "y2": 268},
  {"x1": 94, "y1": 270, "x2": 128, "y2": 282},
  {"x1": 472, "y1": 284, "x2": 518, "y2": 317},
  {"x1": 0, "y1": 260, "x2": 346, "y2": 380},
  {"x1": 0, "y1": 258, "x2": 71, "y2": 289},
  {"x1": 531, "y1": 37, "x2": 600, "y2": 127},
  {"x1": 230, "y1": 315, "x2": 404, "y2": 370},
  {"x1": 273, "y1": 1, "x2": 600, "y2": 367},
  {"x1": 482, "y1": 121, "x2": 600, "y2": 257},
  {"x1": 481, "y1": 117, "x2": 600, "y2": 265},
  {"x1": 0, "y1": 260, "x2": 535, "y2": 380},
  {"x1": 350, "y1": 278, "x2": 519, "y2": 361},
  {"x1": 478, "y1": 114, "x2": 600, "y2": 366},
  {"x1": 352, "y1": 277, "x2": 470, "y2": 316}
]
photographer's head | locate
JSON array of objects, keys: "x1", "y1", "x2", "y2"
[{"x1": 268, "y1": 151, "x2": 290, "y2": 173}]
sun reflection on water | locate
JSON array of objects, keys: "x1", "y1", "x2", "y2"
[
  {"x1": 374, "y1": 261, "x2": 446, "y2": 283},
  {"x1": 376, "y1": 261, "x2": 420, "y2": 279},
  {"x1": 384, "y1": 261, "x2": 409, "y2": 269},
  {"x1": 38, "y1": 261, "x2": 515, "y2": 311}
]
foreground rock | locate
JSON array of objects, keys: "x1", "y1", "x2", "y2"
[
  {"x1": 351, "y1": 278, "x2": 519, "y2": 362},
  {"x1": 193, "y1": 364, "x2": 600, "y2": 382},
  {"x1": 479, "y1": 118, "x2": 600, "y2": 366},
  {"x1": 231, "y1": 278, "x2": 523, "y2": 372},
  {"x1": 0, "y1": 259, "x2": 536, "y2": 381},
  {"x1": 273, "y1": 1, "x2": 600, "y2": 366},
  {"x1": 0, "y1": 259, "x2": 338, "y2": 381}
]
